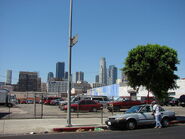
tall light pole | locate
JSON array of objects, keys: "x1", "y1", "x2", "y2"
[{"x1": 67, "y1": 0, "x2": 78, "y2": 127}]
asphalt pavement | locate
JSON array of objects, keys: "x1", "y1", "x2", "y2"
[{"x1": 1, "y1": 124, "x2": 185, "y2": 139}]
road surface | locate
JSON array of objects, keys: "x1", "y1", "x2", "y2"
[{"x1": 1, "y1": 125, "x2": 185, "y2": 139}]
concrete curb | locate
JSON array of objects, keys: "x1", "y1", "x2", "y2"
[
  {"x1": 53, "y1": 126, "x2": 107, "y2": 132},
  {"x1": 170, "y1": 120, "x2": 185, "y2": 124},
  {"x1": 53, "y1": 119, "x2": 185, "y2": 132}
]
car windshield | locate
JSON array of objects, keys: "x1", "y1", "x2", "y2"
[
  {"x1": 125, "y1": 105, "x2": 143, "y2": 113},
  {"x1": 116, "y1": 97, "x2": 129, "y2": 101}
]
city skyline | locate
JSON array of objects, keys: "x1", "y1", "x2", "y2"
[{"x1": 1, "y1": 0, "x2": 185, "y2": 84}]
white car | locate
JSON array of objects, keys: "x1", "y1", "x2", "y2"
[{"x1": 105, "y1": 104, "x2": 176, "y2": 130}]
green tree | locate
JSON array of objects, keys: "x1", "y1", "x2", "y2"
[{"x1": 122, "y1": 44, "x2": 179, "y2": 101}]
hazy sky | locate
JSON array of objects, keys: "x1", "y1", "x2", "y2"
[{"x1": 0, "y1": 0, "x2": 185, "y2": 83}]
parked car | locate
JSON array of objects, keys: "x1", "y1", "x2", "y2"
[
  {"x1": 26, "y1": 99, "x2": 34, "y2": 104},
  {"x1": 107, "y1": 97, "x2": 144, "y2": 112},
  {"x1": 91, "y1": 96, "x2": 110, "y2": 107},
  {"x1": 19, "y1": 99, "x2": 27, "y2": 104},
  {"x1": 63, "y1": 99, "x2": 103, "y2": 112},
  {"x1": 50, "y1": 98, "x2": 64, "y2": 105},
  {"x1": 169, "y1": 98, "x2": 179, "y2": 106},
  {"x1": 58, "y1": 96, "x2": 76, "y2": 110},
  {"x1": 179, "y1": 95, "x2": 185, "y2": 107},
  {"x1": 105, "y1": 104, "x2": 176, "y2": 130},
  {"x1": 162, "y1": 97, "x2": 174, "y2": 106},
  {"x1": 59, "y1": 95, "x2": 110, "y2": 110},
  {"x1": 140, "y1": 96, "x2": 156, "y2": 104},
  {"x1": 43, "y1": 97, "x2": 61, "y2": 105}
]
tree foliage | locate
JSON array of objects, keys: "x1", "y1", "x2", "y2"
[{"x1": 122, "y1": 44, "x2": 179, "y2": 101}]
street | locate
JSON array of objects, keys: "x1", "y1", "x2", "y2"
[{"x1": 1, "y1": 125, "x2": 185, "y2": 139}]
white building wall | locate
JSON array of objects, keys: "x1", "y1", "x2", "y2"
[
  {"x1": 88, "y1": 79, "x2": 185, "y2": 98},
  {"x1": 168, "y1": 79, "x2": 185, "y2": 98}
]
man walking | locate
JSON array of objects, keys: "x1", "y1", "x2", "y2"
[{"x1": 152, "y1": 101, "x2": 162, "y2": 128}]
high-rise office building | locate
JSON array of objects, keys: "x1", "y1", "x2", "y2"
[
  {"x1": 18, "y1": 71, "x2": 40, "y2": 91},
  {"x1": 47, "y1": 72, "x2": 54, "y2": 82},
  {"x1": 64, "y1": 72, "x2": 68, "y2": 80},
  {"x1": 108, "y1": 65, "x2": 118, "y2": 85},
  {"x1": 75, "y1": 72, "x2": 84, "y2": 83},
  {"x1": 6, "y1": 70, "x2": 12, "y2": 84},
  {"x1": 95, "y1": 75, "x2": 99, "y2": 83},
  {"x1": 121, "y1": 70, "x2": 128, "y2": 82},
  {"x1": 99, "y1": 57, "x2": 107, "y2": 85},
  {"x1": 56, "y1": 62, "x2": 65, "y2": 80}
]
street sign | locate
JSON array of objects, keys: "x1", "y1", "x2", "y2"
[{"x1": 71, "y1": 34, "x2": 78, "y2": 46}]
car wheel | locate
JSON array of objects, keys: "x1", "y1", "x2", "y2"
[
  {"x1": 92, "y1": 107, "x2": 97, "y2": 112},
  {"x1": 7, "y1": 103, "x2": 13, "y2": 107},
  {"x1": 114, "y1": 106, "x2": 120, "y2": 112},
  {"x1": 126, "y1": 120, "x2": 137, "y2": 130},
  {"x1": 161, "y1": 118, "x2": 169, "y2": 127},
  {"x1": 71, "y1": 108, "x2": 76, "y2": 112}
]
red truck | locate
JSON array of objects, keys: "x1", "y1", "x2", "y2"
[{"x1": 107, "y1": 96, "x2": 144, "y2": 112}]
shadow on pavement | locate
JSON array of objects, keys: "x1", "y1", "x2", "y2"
[
  {"x1": 0, "y1": 112, "x2": 10, "y2": 119},
  {"x1": 176, "y1": 116, "x2": 185, "y2": 121}
]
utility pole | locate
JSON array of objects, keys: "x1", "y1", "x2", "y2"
[{"x1": 67, "y1": 0, "x2": 78, "y2": 127}]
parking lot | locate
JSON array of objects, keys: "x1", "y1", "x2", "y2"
[{"x1": 0, "y1": 104, "x2": 185, "y2": 119}]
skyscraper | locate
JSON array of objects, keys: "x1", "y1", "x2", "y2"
[
  {"x1": 121, "y1": 70, "x2": 128, "y2": 82},
  {"x1": 64, "y1": 72, "x2": 68, "y2": 80},
  {"x1": 95, "y1": 75, "x2": 99, "y2": 83},
  {"x1": 47, "y1": 72, "x2": 54, "y2": 82},
  {"x1": 75, "y1": 72, "x2": 84, "y2": 83},
  {"x1": 99, "y1": 57, "x2": 107, "y2": 85},
  {"x1": 56, "y1": 62, "x2": 65, "y2": 80},
  {"x1": 6, "y1": 70, "x2": 12, "y2": 84},
  {"x1": 108, "y1": 65, "x2": 118, "y2": 85}
]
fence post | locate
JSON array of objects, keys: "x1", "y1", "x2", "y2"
[
  {"x1": 101, "y1": 106, "x2": 103, "y2": 125},
  {"x1": 41, "y1": 93, "x2": 43, "y2": 119},
  {"x1": 8, "y1": 107, "x2": 11, "y2": 119},
  {"x1": 77, "y1": 104, "x2": 79, "y2": 118},
  {"x1": 34, "y1": 93, "x2": 36, "y2": 119}
]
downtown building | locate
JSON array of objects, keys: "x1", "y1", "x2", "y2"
[
  {"x1": 6, "y1": 70, "x2": 12, "y2": 85},
  {"x1": 47, "y1": 72, "x2": 54, "y2": 82},
  {"x1": 47, "y1": 80, "x2": 68, "y2": 97},
  {"x1": 99, "y1": 57, "x2": 107, "y2": 86},
  {"x1": 75, "y1": 71, "x2": 84, "y2": 83},
  {"x1": 18, "y1": 71, "x2": 41, "y2": 92},
  {"x1": 56, "y1": 62, "x2": 65, "y2": 80},
  {"x1": 47, "y1": 80, "x2": 91, "y2": 96},
  {"x1": 108, "y1": 65, "x2": 118, "y2": 85}
]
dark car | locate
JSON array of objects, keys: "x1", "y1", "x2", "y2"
[
  {"x1": 162, "y1": 97, "x2": 174, "y2": 106},
  {"x1": 179, "y1": 95, "x2": 185, "y2": 107},
  {"x1": 63, "y1": 99, "x2": 102, "y2": 112},
  {"x1": 169, "y1": 98, "x2": 179, "y2": 106}
]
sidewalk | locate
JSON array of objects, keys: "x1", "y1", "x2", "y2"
[
  {"x1": 1, "y1": 116, "x2": 185, "y2": 136},
  {"x1": 0, "y1": 118, "x2": 106, "y2": 135}
]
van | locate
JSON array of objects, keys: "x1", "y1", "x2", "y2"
[{"x1": 72, "y1": 95, "x2": 110, "y2": 107}]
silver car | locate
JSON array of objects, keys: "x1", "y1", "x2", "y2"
[{"x1": 105, "y1": 104, "x2": 176, "y2": 130}]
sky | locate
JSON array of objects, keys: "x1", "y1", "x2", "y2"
[{"x1": 0, "y1": 0, "x2": 185, "y2": 84}]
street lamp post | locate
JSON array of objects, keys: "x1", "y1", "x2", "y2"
[
  {"x1": 67, "y1": 0, "x2": 78, "y2": 127},
  {"x1": 67, "y1": 0, "x2": 73, "y2": 127}
]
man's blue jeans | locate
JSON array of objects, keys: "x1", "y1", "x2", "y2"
[{"x1": 155, "y1": 114, "x2": 162, "y2": 127}]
